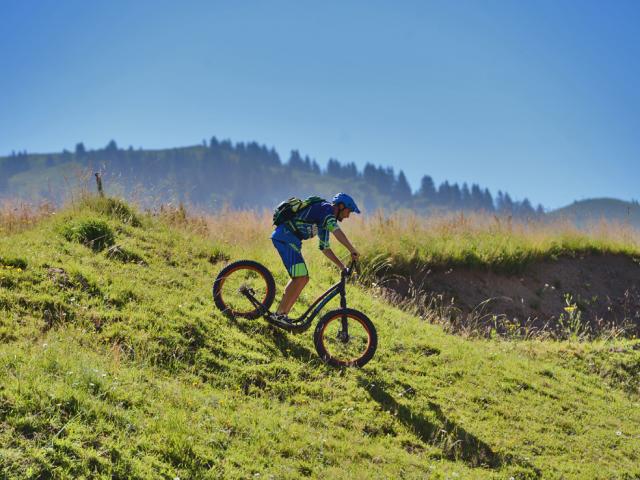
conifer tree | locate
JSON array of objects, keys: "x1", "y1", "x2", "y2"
[
  {"x1": 75, "y1": 142, "x2": 86, "y2": 156},
  {"x1": 502, "y1": 193, "x2": 514, "y2": 214},
  {"x1": 327, "y1": 158, "x2": 342, "y2": 177},
  {"x1": 441, "y1": 181, "x2": 456, "y2": 205},
  {"x1": 518, "y1": 198, "x2": 534, "y2": 217},
  {"x1": 363, "y1": 163, "x2": 377, "y2": 188},
  {"x1": 450, "y1": 183, "x2": 462, "y2": 208},
  {"x1": 482, "y1": 188, "x2": 495, "y2": 211},
  {"x1": 394, "y1": 170, "x2": 413, "y2": 204},
  {"x1": 461, "y1": 183, "x2": 471, "y2": 208},
  {"x1": 471, "y1": 184, "x2": 483, "y2": 209},
  {"x1": 418, "y1": 175, "x2": 436, "y2": 202},
  {"x1": 288, "y1": 150, "x2": 305, "y2": 170},
  {"x1": 343, "y1": 162, "x2": 358, "y2": 179},
  {"x1": 496, "y1": 191, "x2": 505, "y2": 212}
]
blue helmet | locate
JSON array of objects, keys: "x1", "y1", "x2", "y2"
[{"x1": 332, "y1": 193, "x2": 361, "y2": 214}]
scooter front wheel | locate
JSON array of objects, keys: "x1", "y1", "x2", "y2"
[{"x1": 313, "y1": 308, "x2": 377, "y2": 367}]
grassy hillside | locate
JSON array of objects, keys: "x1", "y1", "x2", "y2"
[
  {"x1": 550, "y1": 198, "x2": 640, "y2": 229},
  {"x1": 1, "y1": 197, "x2": 640, "y2": 479}
]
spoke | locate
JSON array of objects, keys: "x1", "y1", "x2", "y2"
[{"x1": 220, "y1": 268, "x2": 269, "y2": 316}]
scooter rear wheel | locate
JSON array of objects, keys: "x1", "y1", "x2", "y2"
[{"x1": 213, "y1": 260, "x2": 275, "y2": 319}]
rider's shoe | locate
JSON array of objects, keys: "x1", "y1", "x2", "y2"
[{"x1": 269, "y1": 312, "x2": 292, "y2": 324}]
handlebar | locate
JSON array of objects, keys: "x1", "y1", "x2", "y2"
[{"x1": 342, "y1": 260, "x2": 358, "y2": 279}]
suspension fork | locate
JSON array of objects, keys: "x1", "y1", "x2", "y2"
[{"x1": 339, "y1": 277, "x2": 349, "y2": 342}]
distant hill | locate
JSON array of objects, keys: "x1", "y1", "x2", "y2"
[
  {"x1": 550, "y1": 198, "x2": 640, "y2": 228},
  {"x1": 0, "y1": 137, "x2": 540, "y2": 216}
]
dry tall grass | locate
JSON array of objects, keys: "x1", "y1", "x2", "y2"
[
  {"x1": 348, "y1": 210, "x2": 640, "y2": 270},
  {"x1": 155, "y1": 204, "x2": 272, "y2": 247},
  {"x1": 0, "y1": 200, "x2": 56, "y2": 235},
  {"x1": 178, "y1": 207, "x2": 640, "y2": 269},
  {"x1": 4, "y1": 196, "x2": 639, "y2": 267}
]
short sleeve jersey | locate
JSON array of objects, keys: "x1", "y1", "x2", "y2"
[{"x1": 289, "y1": 201, "x2": 340, "y2": 250}]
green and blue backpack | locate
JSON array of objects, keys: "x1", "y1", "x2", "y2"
[{"x1": 273, "y1": 196, "x2": 325, "y2": 226}]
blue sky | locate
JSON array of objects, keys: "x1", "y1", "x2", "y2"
[{"x1": 1, "y1": 0, "x2": 638, "y2": 209}]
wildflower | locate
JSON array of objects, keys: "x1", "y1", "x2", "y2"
[{"x1": 564, "y1": 306, "x2": 577, "y2": 313}]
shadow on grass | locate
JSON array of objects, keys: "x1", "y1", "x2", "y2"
[
  {"x1": 357, "y1": 376, "x2": 540, "y2": 476},
  {"x1": 225, "y1": 312, "x2": 318, "y2": 364},
  {"x1": 269, "y1": 327, "x2": 318, "y2": 364}
]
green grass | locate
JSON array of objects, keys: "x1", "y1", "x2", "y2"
[{"x1": 1, "y1": 197, "x2": 639, "y2": 479}]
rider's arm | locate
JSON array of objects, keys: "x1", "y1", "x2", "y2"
[
  {"x1": 332, "y1": 228, "x2": 360, "y2": 260},
  {"x1": 321, "y1": 248, "x2": 346, "y2": 271},
  {"x1": 318, "y1": 222, "x2": 348, "y2": 271},
  {"x1": 317, "y1": 208, "x2": 359, "y2": 263}
]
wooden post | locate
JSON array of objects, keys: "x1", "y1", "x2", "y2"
[{"x1": 95, "y1": 173, "x2": 104, "y2": 197}]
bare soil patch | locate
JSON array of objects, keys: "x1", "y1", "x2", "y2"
[{"x1": 381, "y1": 254, "x2": 640, "y2": 336}]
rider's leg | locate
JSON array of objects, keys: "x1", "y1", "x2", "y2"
[
  {"x1": 276, "y1": 275, "x2": 309, "y2": 315},
  {"x1": 272, "y1": 235, "x2": 308, "y2": 316}
]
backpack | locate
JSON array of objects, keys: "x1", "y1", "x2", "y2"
[{"x1": 273, "y1": 196, "x2": 325, "y2": 226}]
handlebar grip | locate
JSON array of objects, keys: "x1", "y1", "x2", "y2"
[{"x1": 343, "y1": 262, "x2": 357, "y2": 278}]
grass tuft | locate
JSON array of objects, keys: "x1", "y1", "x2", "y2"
[
  {"x1": 104, "y1": 244, "x2": 146, "y2": 265},
  {"x1": 79, "y1": 196, "x2": 142, "y2": 227},
  {"x1": 60, "y1": 217, "x2": 116, "y2": 251},
  {"x1": 0, "y1": 256, "x2": 28, "y2": 269}
]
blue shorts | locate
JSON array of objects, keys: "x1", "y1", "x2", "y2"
[{"x1": 271, "y1": 225, "x2": 308, "y2": 278}]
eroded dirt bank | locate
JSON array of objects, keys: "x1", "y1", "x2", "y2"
[{"x1": 380, "y1": 254, "x2": 640, "y2": 336}]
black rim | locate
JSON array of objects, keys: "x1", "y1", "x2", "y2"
[{"x1": 213, "y1": 261, "x2": 275, "y2": 319}]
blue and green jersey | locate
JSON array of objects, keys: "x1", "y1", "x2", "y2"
[{"x1": 271, "y1": 201, "x2": 339, "y2": 277}]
